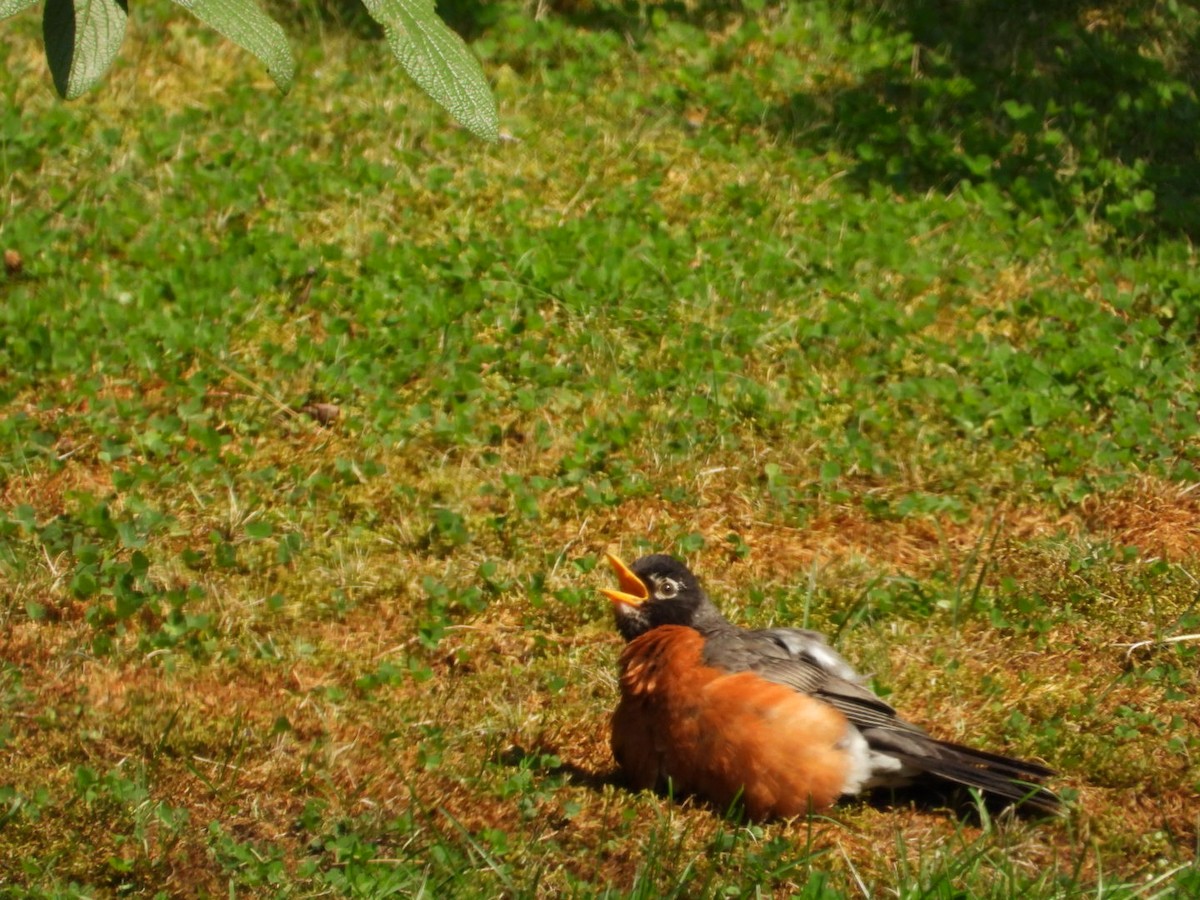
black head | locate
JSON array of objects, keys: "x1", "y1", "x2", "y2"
[{"x1": 600, "y1": 553, "x2": 729, "y2": 641}]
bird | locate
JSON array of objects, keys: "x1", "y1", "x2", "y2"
[{"x1": 598, "y1": 552, "x2": 1060, "y2": 821}]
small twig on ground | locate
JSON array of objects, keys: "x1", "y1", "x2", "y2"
[{"x1": 1118, "y1": 633, "x2": 1200, "y2": 661}]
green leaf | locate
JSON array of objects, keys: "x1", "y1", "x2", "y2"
[
  {"x1": 170, "y1": 0, "x2": 294, "y2": 92},
  {"x1": 1, "y1": 0, "x2": 38, "y2": 21},
  {"x1": 360, "y1": 0, "x2": 498, "y2": 142},
  {"x1": 43, "y1": 0, "x2": 128, "y2": 99},
  {"x1": 244, "y1": 519, "x2": 273, "y2": 540}
]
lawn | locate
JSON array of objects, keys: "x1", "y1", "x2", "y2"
[{"x1": 2, "y1": 0, "x2": 1199, "y2": 895}]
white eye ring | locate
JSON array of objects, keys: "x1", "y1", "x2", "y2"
[{"x1": 657, "y1": 578, "x2": 679, "y2": 599}]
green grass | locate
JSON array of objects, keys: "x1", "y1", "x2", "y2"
[{"x1": 2, "y1": 0, "x2": 1200, "y2": 895}]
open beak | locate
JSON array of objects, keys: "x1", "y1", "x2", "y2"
[{"x1": 599, "y1": 552, "x2": 650, "y2": 607}]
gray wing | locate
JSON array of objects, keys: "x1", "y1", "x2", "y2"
[
  {"x1": 703, "y1": 625, "x2": 1060, "y2": 813},
  {"x1": 739, "y1": 627, "x2": 930, "y2": 739}
]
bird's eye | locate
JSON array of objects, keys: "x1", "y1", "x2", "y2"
[{"x1": 657, "y1": 578, "x2": 679, "y2": 599}]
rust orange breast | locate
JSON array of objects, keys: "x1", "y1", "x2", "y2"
[{"x1": 611, "y1": 625, "x2": 854, "y2": 820}]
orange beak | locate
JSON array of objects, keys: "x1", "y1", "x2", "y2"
[{"x1": 599, "y1": 552, "x2": 650, "y2": 607}]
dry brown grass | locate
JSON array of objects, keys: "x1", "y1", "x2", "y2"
[{"x1": 1082, "y1": 477, "x2": 1200, "y2": 560}]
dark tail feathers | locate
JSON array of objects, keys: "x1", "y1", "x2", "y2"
[{"x1": 897, "y1": 739, "x2": 1061, "y2": 816}]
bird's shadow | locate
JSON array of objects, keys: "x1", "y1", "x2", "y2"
[
  {"x1": 499, "y1": 746, "x2": 1057, "y2": 825},
  {"x1": 495, "y1": 745, "x2": 624, "y2": 793},
  {"x1": 855, "y1": 781, "x2": 1058, "y2": 825}
]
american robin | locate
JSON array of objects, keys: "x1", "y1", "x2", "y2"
[{"x1": 599, "y1": 553, "x2": 1060, "y2": 821}]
